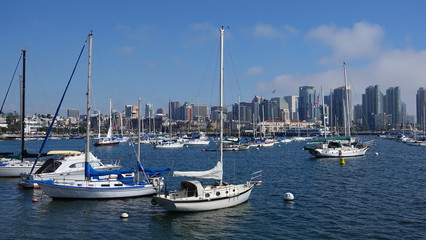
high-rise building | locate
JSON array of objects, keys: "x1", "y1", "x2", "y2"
[
  {"x1": 191, "y1": 103, "x2": 208, "y2": 121},
  {"x1": 180, "y1": 102, "x2": 192, "y2": 121},
  {"x1": 170, "y1": 101, "x2": 180, "y2": 120},
  {"x1": 271, "y1": 97, "x2": 289, "y2": 121},
  {"x1": 145, "y1": 103, "x2": 154, "y2": 118},
  {"x1": 157, "y1": 108, "x2": 166, "y2": 115},
  {"x1": 298, "y1": 86, "x2": 317, "y2": 121},
  {"x1": 251, "y1": 96, "x2": 264, "y2": 123},
  {"x1": 416, "y1": 87, "x2": 426, "y2": 127},
  {"x1": 125, "y1": 105, "x2": 138, "y2": 118},
  {"x1": 331, "y1": 86, "x2": 351, "y2": 130},
  {"x1": 384, "y1": 87, "x2": 402, "y2": 126},
  {"x1": 67, "y1": 109, "x2": 79, "y2": 119},
  {"x1": 284, "y1": 96, "x2": 298, "y2": 120},
  {"x1": 362, "y1": 85, "x2": 382, "y2": 130}
]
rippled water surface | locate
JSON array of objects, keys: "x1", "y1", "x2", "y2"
[{"x1": 1, "y1": 137, "x2": 424, "y2": 239}]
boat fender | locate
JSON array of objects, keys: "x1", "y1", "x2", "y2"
[{"x1": 152, "y1": 177, "x2": 160, "y2": 187}]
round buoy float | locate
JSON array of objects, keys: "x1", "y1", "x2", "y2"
[
  {"x1": 283, "y1": 192, "x2": 294, "y2": 201},
  {"x1": 32, "y1": 198, "x2": 38, "y2": 203},
  {"x1": 375, "y1": 152, "x2": 379, "y2": 156},
  {"x1": 120, "y1": 212, "x2": 129, "y2": 218},
  {"x1": 340, "y1": 158, "x2": 345, "y2": 165}
]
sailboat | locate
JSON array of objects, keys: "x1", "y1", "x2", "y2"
[
  {"x1": 38, "y1": 33, "x2": 169, "y2": 199},
  {"x1": 153, "y1": 99, "x2": 184, "y2": 149},
  {"x1": 94, "y1": 99, "x2": 120, "y2": 146},
  {"x1": 116, "y1": 112, "x2": 129, "y2": 143},
  {"x1": 0, "y1": 50, "x2": 44, "y2": 177},
  {"x1": 304, "y1": 63, "x2": 375, "y2": 157},
  {"x1": 151, "y1": 26, "x2": 263, "y2": 212}
]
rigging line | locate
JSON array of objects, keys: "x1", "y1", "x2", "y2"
[
  {"x1": 1, "y1": 53, "x2": 22, "y2": 114},
  {"x1": 29, "y1": 38, "x2": 88, "y2": 174},
  {"x1": 209, "y1": 47, "x2": 220, "y2": 108},
  {"x1": 225, "y1": 40, "x2": 242, "y2": 100},
  {"x1": 196, "y1": 42, "x2": 217, "y2": 100}
]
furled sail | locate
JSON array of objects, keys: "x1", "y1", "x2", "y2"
[{"x1": 173, "y1": 161, "x2": 223, "y2": 180}]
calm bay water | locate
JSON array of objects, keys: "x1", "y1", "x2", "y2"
[{"x1": 0, "y1": 136, "x2": 424, "y2": 239}]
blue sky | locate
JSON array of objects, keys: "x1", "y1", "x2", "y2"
[{"x1": 1, "y1": 0, "x2": 425, "y2": 116}]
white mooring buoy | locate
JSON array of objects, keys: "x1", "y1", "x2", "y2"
[
  {"x1": 283, "y1": 192, "x2": 294, "y2": 201},
  {"x1": 375, "y1": 152, "x2": 379, "y2": 156},
  {"x1": 120, "y1": 212, "x2": 129, "y2": 218}
]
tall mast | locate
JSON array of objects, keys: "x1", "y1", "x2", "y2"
[
  {"x1": 238, "y1": 95, "x2": 241, "y2": 141},
  {"x1": 321, "y1": 86, "x2": 327, "y2": 139},
  {"x1": 137, "y1": 98, "x2": 141, "y2": 182},
  {"x1": 169, "y1": 99, "x2": 172, "y2": 140},
  {"x1": 219, "y1": 26, "x2": 224, "y2": 185},
  {"x1": 343, "y1": 62, "x2": 351, "y2": 136},
  {"x1": 109, "y1": 98, "x2": 112, "y2": 136},
  {"x1": 85, "y1": 32, "x2": 93, "y2": 180},
  {"x1": 20, "y1": 50, "x2": 26, "y2": 161}
]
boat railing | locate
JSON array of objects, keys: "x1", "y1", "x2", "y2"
[
  {"x1": 250, "y1": 170, "x2": 265, "y2": 185},
  {"x1": 363, "y1": 140, "x2": 376, "y2": 147}
]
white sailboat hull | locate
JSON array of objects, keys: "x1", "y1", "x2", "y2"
[
  {"x1": 184, "y1": 140, "x2": 210, "y2": 146},
  {"x1": 153, "y1": 183, "x2": 255, "y2": 212},
  {"x1": 39, "y1": 180, "x2": 163, "y2": 199},
  {"x1": 0, "y1": 159, "x2": 41, "y2": 177},
  {"x1": 311, "y1": 146, "x2": 370, "y2": 158},
  {"x1": 154, "y1": 142, "x2": 184, "y2": 149}
]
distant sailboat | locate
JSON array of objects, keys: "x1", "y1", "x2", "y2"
[
  {"x1": 152, "y1": 26, "x2": 263, "y2": 211},
  {"x1": 94, "y1": 99, "x2": 119, "y2": 147},
  {"x1": 304, "y1": 63, "x2": 375, "y2": 157}
]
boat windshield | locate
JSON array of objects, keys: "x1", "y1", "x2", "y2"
[{"x1": 35, "y1": 158, "x2": 62, "y2": 174}]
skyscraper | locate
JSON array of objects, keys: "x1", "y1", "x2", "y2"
[
  {"x1": 362, "y1": 85, "x2": 382, "y2": 130},
  {"x1": 284, "y1": 96, "x2": 298, "y2": 120},
  {"x1": 125, "y1": 105, "x2": 138, "y2": 118},
  {"x1": 145, "y1": 103, "x2": 154, "y2": 118},
  {"x1": 170, "y1": 101, "x2": 180, "y2": 120},
  {"x1": 67, "y1": 109, "x2": 79, "y2": 119},
  {"x1": 331, "y1": 86, "x2": 351, "y2": 131},
  {"x1": 298, "y1": 86, "x2": 317, "y2": 121},
  {"x1": 416, "y1": 87, "x2": 426, "y2": 127},
  {"x1": 384, "y1": 87, "x2": 402, "y2": 126}
]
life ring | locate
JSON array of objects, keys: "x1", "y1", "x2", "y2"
[{"x1": 152, "y1": 177, "x2": 160, "y2": 187}]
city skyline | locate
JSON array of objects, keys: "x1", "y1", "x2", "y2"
[{"x1": 1, "y1": 1, "x2": 425, "y2": 116}]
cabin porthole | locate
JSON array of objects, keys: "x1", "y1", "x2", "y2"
[
  {"x1": 216, "y1": 192, "x2": 220, "y2": 196},
  {"x1": 205, "y1": 193, "x2": 210, "y2": 198}
]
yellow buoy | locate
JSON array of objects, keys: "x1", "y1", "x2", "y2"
[{"x1": 340, "y1": 158, "x2": 345, "y2": 165}]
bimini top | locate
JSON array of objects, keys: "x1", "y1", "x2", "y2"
[{"x1": 46, "y1": 150, "x2": 82, "y2": 156}]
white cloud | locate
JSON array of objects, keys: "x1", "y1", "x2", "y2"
[
  {"x1": 253, "y1": 24, "x2": 281, "y2": 39},
  {"x1": 247, "y1": 66, "x2": 264, "y2": 75},
  {"x1": 308, "y1": 21, "x2": 385, "y2": 64},
  {"x1": 251, "y1": 24, "x2": 298, "y2": 39},
  {"x1": 118, "y1": 46, "x2": 136, "y2": 55}
]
